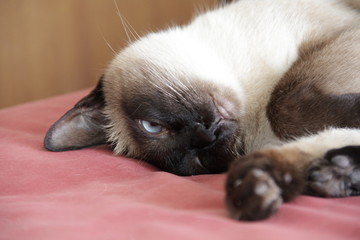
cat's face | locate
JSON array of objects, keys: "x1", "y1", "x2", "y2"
[{"x1": 44, "y1": 31, "x2": 245, "y2": 176}]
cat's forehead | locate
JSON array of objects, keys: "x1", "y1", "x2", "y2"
[
  {"x1": 102, "y1": 29, "x2": 244, "y2": 118},
  {"x1": 106, "y1": 29, "x2": 238, "y2": 85}
]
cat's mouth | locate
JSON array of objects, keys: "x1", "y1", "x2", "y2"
[{"x1": 171, "y1": 97, "x2": 241, "y2": 175}]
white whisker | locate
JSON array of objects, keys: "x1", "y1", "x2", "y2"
[
  {"x1": 95, "y1": 21, "x2": 117, "y2": 55},
  {"x1": 113, "y1": 0, "x2": 132, "y2": 43},
  {"x1": 119, "y1": 13, "x2": 139, "y2": 42},
  {"x1": 148, "y1": 80, "x2": 179, "y2": 102},
  {"x1": 141, "y1": 61, "x2": 200, "y2": 104},
  {"x1": 101, "y1": 34, "x2": 117, "y2": 55},
  {"x1": 122, "y1": 14, "x2": 141, "y2": 40},
  {"x1": 167, "y1": 71, "x2": 196, "y2": 99}
]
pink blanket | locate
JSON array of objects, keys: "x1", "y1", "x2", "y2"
[{"x1": 1, "y1": 90, "x2": 359, "y2": 240}]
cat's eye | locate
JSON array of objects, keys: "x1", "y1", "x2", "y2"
[{"x1": 138, "y1": 120, "x2": 166, "y2": 135}]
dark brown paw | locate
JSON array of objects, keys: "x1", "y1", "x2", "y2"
[
  {"x1": 225, "y1": 152, "x2": 303, "y2": 221},
  {"x1": 306, "y1": 146, "x2": 360, "y2": 197}
]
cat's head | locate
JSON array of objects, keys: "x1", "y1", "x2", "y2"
[{"x1": 44, "y1": 29, "x2": 245, "y2": 175}]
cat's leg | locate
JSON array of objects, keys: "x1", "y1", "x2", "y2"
[{"x1": 225, "y1": 128, "x2": 360, "y2": 221}]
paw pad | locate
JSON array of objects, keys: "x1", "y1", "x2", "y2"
[
  {"x1": 331, "y1": 155, "x2": 351, "y2": 168},
  {"x1": 306, "y1": 146, "x2": 360, "y2": 197},
  {"x1": 255, "y1": 182, "x2": 269, "y2": 195},
  {"x1": 284, "y1": 173, "x2": 292, "y2": 184}
]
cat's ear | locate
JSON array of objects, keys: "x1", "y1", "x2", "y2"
[{"x1": 44, "y1": 75, "x2": 109, "y2": 151}]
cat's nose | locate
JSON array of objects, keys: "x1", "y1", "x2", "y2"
[{"x1": 191, "y1": 123, "x2": 217, "y2": 149}]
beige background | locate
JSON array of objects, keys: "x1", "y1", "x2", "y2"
[{"x1": 0, "y1": 0, "x2": 214, "y2": 108}]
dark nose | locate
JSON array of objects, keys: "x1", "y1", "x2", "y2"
[{"x1": 191, "y1": 123, "x2": 217, "y2": 149}]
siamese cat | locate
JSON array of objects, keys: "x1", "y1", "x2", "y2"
[{"x1": 44, "y1": 0, "x2": 360, "y2": 221}]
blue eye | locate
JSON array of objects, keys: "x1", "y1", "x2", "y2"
[{"x1": 139, "y1": 120, "x2": 164, "y2": 134}]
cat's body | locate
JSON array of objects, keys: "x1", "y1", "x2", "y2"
[{"x1": 45, "y1": 0, "x2": 360, "y2": 221}]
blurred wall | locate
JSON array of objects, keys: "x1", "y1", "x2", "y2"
[{"x1": 0, "y1": 0, "x2": 214, "y2": 108}]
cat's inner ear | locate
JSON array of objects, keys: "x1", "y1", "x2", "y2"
[{"x1": 44, "y1": 76, "x2": 108, "y2": 151}]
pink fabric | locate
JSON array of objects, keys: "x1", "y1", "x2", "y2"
[{"x1": 0, "y1": 90, "x2": 359, "y2": 240}]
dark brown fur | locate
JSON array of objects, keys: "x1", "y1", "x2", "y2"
[
  {"x1": 226, "y1": 149, "x2": 306, "y2": 220},
  {"x1": 267, "y1": 27, "x2": 360, "y2": 140}
]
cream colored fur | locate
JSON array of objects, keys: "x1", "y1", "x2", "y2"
[{"x1": 103, "y1": 0, "x2": 360, "y2": 158}]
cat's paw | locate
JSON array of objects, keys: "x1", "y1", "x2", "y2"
[
  {"x1": 225, "y1": 152, "x2": 303, "y2": 221},
  {"x1": 306, "y1": 146, "x2": 360, "y2": 197}
]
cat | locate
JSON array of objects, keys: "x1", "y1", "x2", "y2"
[{"x1": 44, "y1": 0, "x2": 360, "y2": 221}]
